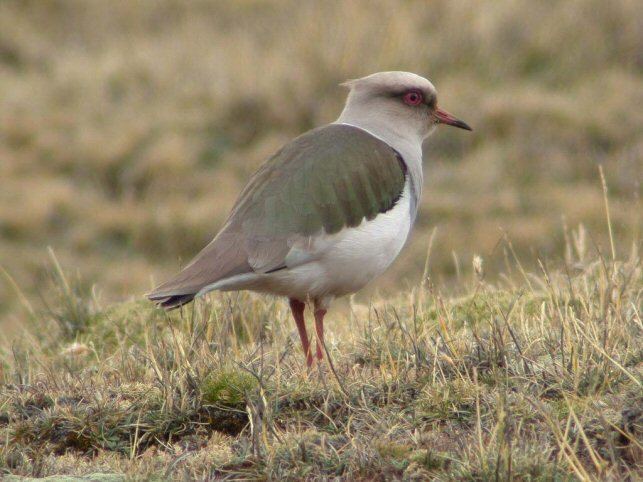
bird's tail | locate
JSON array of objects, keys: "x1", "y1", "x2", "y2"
[
  {"x1": 146, "y1": 230, "x2": 251, "y2": 311},
  {"x1": 148, "y1": 292, "x2": 196, "y2": 310}
]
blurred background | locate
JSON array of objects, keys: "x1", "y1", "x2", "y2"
[{"x1": 1, "y1": 0, "x2": 641, "y2": 332}]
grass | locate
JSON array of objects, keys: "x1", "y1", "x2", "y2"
[
  {"x1": 0, "y1": 0, "x2": 641, "y2": 335},
  {"x1": 0, "y1": 226, "x2": 640, "y2": 480}
]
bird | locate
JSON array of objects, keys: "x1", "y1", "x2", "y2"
[{"x1": 148, "y1": 71, "x2": 471, "y2": 367}]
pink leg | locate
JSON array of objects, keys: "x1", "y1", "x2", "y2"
[
  {"x1": 289, "y1": 298, "x2": 312, "y2": 367},
  {"x1": 314, "y1": 307, "x2": 326, "y2": 361}
]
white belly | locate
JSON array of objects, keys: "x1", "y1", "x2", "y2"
[{"x1": 254, "y1": 179, "x2": 413, "y2": 301}]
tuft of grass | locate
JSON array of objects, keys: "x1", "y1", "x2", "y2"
[{"x1": 201, "y1": 370, "x2": 258, "y2": 409}]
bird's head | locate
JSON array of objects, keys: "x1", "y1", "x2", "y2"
[{"x1": 338, "y1": 71, "x2": 471, "y2": 141}]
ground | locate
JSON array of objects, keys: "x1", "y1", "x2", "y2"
[
  {"x1": 1, "y1": 0, "x2": 641, "y2": 335},
  {"x1": 1, "y1": 233, "x2": 641, "y2": 480}
]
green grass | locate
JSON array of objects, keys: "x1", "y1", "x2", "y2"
[{"x1": 1, "y1": 232, "x2": 640, "y2": 480}]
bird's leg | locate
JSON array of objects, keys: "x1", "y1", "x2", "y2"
[
  {"x1": 289, "y1": 298, "x2": 312, "y2": 367},
  {"x1": 313, "y1": 306, "x2": 327, "y2": 362}
]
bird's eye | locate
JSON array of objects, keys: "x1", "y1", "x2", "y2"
[{"x1": 403, "y1": 91, "x2": 423, "y2": 106}]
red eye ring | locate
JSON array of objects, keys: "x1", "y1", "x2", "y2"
[{"x1": 403, "y1": 91, "x2": 423, "y2": 106}]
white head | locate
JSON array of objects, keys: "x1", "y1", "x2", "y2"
[{"x1": 337, "y1": 71, "x2": 471, "y2": 145}]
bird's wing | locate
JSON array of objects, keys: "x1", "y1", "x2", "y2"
[{"x1": 147, "y1": 123, "x2": 407, "y2": 301}]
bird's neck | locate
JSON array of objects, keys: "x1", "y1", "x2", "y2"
[{"x1": 334, "y1": 110, "x2": 423, "y2": 163}]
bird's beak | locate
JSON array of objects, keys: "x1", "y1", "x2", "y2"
[{"x1": 434, "y1": 108, "x2": 472, "y2": 131}]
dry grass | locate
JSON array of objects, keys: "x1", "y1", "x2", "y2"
[
  {"x1": 0, "y1": 227, "x2": 641, "y2": 480},
  {"x1": 1, "y1": 0, "x2": 641, "y2": 331}
]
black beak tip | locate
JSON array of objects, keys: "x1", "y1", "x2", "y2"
[{"x1": 456, "y1": 120, "x2": 473, "y2": 131}]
